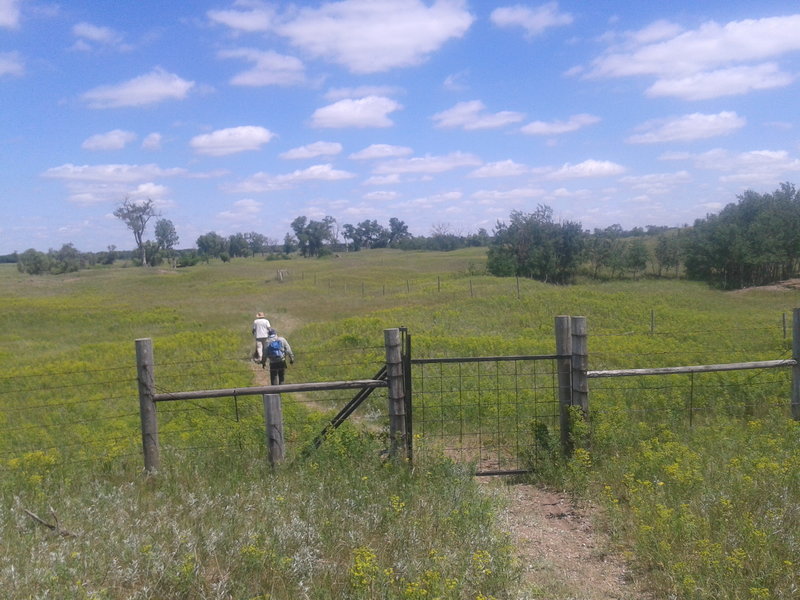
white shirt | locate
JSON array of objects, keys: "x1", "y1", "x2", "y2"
[{"x1": 253, "y1": 317, "x2": 271, "y2": 338}]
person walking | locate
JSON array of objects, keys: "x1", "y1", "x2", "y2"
[
  {"x1": 264, "y1": 327, "x2": 294, "y2": 385},
  {"x1": 252, "y1": 312, "x2": 271, "y2": 364}
]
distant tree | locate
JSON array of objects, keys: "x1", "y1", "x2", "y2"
[
  {"x1": 624, "y1": 238, "x2": 650, "y2": 280},
  {"x1": 246, "y1": 232, "x2": 268, "y2": 256},
  {"x1": 388, "y1": 218, "x2": 411, "y2": 246},
  {"x1": 487, "y1": 206, "x2": 583, "y2": 283},
  {"x1": 283, "y1": 233, "x2": 297, "y2": 255},
  {"x1": 17, "y1": 248, "x2": 51, "y2": 275},
  {"x1": 228, "y1": 233, "x2": 251, "y2": 258},
  {"x1": 466, "y1": 228, "x2": 491, "y2": 247},
  {"x1": 196, "y1": 231, "x2": 228, "y2": 261},
  {"x1": 97, "y1": 245, "x2": 117, "y2": 265},
  {"x1": 683, "y1": 182, "x2": 800, "y2": 288},
  {"x1": 155, "y1": 219, "x2": 179, "y2": 251},
  {"x1": 291, "y1": 215, "x2": 336, "y2": 257},
  {"x1": 654, "y1": 235, "x2": 681, "y2": 277},
  {"x1": 49, "y1": 243, "x2": 83, "y2": 273},
  {"x1": 113, "y1": 197, "x2": 158, "y2": 266}
]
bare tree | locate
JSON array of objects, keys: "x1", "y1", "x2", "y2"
[{"x1": 114, "y1": 197, "x2": 158, "y2": 266}]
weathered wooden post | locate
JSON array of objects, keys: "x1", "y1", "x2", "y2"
[
  {"x1": 263, "y1": 393, "x2": 285, "y2": 466},
  {"x1": 136, "y1": 338, "x2": 160, "y2": 473},
  {"x1": 555, "y1": 316, "x2": 572, "y2": 455},
  {"x1": 571, "y1": 316, "x2": 589, "y2": 417},
  {"x1": 792, "y1": 309, "x2": 800, "y2": 421},
  {"x1": 384, "y1": 328, "x2": 407, "y2": 458}
]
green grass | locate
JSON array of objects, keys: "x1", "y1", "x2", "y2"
[{"x1": 1, "y1": 251, "x2": 799, "y2": 599}]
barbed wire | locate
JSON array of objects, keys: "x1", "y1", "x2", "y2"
[{"x1": 0, "y1": 394, "x2": 133, "y2": 413}]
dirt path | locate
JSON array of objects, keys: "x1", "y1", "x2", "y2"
[{"x1": 484, "y1": 480, "x2": 651, "y2": 600}]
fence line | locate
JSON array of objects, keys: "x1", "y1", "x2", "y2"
[{"x1": 2, "y1": 312, "x2": 799, "y2": 475}]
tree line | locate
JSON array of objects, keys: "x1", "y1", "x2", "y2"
[
  {"x1": 485, "y1": 183, "x2": 800, "y2": 289},
  {"x1": 11, "y1": 183, "x2": 800, "y2": 290}
]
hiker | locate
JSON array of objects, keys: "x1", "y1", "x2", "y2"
[
  {"x1": 251, "y1": 312, "x2": 271, "y2": 364},
  {"x1": 264, "y1": 327, "x2": 294, "y2": 385}
]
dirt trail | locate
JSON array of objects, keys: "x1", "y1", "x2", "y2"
[{"x1": 483, "y1": 480, "x2": 650, "y2": 599}]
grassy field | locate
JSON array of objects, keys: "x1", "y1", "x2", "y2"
[{"x1": 1, "y1": 249, "x2": 798, "y2": 599}]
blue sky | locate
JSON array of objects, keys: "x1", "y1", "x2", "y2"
[{"x1": 2, "y1": 0, "x2": 800, "y2": 254}]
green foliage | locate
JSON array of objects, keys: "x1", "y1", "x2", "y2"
[
  {"x1": 488, "y1": 205, "x2": 584, "y2": 283},
  {"x1": 684, "y1": 182, "x2": 800, "y2": 289}
]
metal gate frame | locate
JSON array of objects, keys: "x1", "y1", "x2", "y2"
[{"x1": 402, "y1": 330, "x2": 565, "y2": 476}]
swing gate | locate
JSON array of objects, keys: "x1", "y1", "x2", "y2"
[{"x1": 404, "y1": 333, "x2": 567, "y2": 476}]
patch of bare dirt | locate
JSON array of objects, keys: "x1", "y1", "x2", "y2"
[
  {"x1": 729, "y1": 278, "x2": 800, "y2": 294},
  {"x1": 484, "y1": 481, "x2": 652, "y2": 600}
]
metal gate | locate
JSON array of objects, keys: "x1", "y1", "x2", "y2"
[{"x1": 404, "y1": 333, "x2": 565, "y2": 476}]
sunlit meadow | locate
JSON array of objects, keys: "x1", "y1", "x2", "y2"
[{"x1": 1, "y1": 248, "x2": 798, "y2": 598}]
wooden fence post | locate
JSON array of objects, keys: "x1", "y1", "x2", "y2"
[
  {"x1": 136, "y1": 338, "x2": 160, "y2": 474},
  {"x1": 384, "y1": 328, "x2": 407, "y2": 459},
  {"x1": 555, "y1": 316, "x2": 572, "y2": 455},
  {"x1": 571, "y1": 316, "x2": 589, "y2": 416},
  {"x1": 792, "y1": 309, "x2": 800, "y2": 421},
  {"x1": 263, "y1": 393, "x2": 285, "y2": 466}
]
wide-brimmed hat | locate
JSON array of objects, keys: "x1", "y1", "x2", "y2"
[{"x1": 255, "y1": 312, "x2": 265, "y2": 318}]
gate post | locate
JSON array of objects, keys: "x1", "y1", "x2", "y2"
[
  {"x1": 555, "y1": 316, "x2": 573, "y2": 455},
  {"x1": 264, "y1": 393, "x2": 285, "y2": 466},
  {"x1": 136, "y1": 338, "x2": 160, "y2": 474},
  {"x1": 384, "y1": 328, "x2": 407, "y2": 459},
  {"x1": 571, "y1": 316, "x2": 589, "y2": 417},
  {"x1": 792, "y1": 309, "x2": 800, "y2": 421}
]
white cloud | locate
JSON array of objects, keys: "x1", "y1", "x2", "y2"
[
  {"x1": 374, "y1": 152, "x2": 481, "y2": 175},
  {"x1": 0, "y1": 51, "x2": 23, "y2": 77},
  {"x1": 277, "y1": 0, "x2": 474, "y2": 74},
  {"x1": 129, "y1": 183, "x2": 171, "y2": 205},
  {"x1": 432, "y1": 100, "x2": 524, "y2": 130},
  {"x1": 141, "y1": 133, "x2": 162, "y2": 150},
  {"x1": 472, "y1": 187, "x2": 546, "y2": 201},
  {"x1": 41, "y1": 163, "x2": 183, "y2": 205},
  {"x1": 81, "y1": 129, "x2": 137, "y2": 151},
  {"x1": 443, "y1": 70, "x2": 469, "y2": 91},
  {"x1": 627, "y1": 111, "x2": 745, "y2": 144},
  {"x1": 281, "y1": 141, "x2": 343, "y2": 159},
  {"x1": 219, "y1": 48, "x2": 306, "y2": 86},
  {"x1": 646, "y1": 63, "x2": 793, "y2": 100},
  {"x1": 490, "y1": 2, "x2": 573, "y2": 37},
  {"x1": 42, "y1": 163, "x2": 185, "y2": 183},
  {"x1": 350, "y1": 144, "x2": 413, "y2": 160},
  {"x1": 82, "y1": 68, "x2": 195, "y2": 108},
  {"x1": 232, "y1": 164, "x2": 355, "y2": 193},
  {"x1": 0, "y1": 0, "x2": 21, "y2": 29},
  {"x1": 325, "y1": 85, "x2": 403, "y2": 101},
  {"x1": 363, "y1": 190, "x2": 401, "y2": 202},
  {"x1": 218, "y1": 198, "x2": 262, "y2": 221},
  {"x1": 521, "y1": 113, "x2": 600, "y2": 135},
  {"x1": 688, "y1": 148, "x2": 800, "y2": 185},
  {"x1": 311, "y1": 96, "x2": 402, "y2": 128},
  {"x1": 548, "y1": 159, "x2": 626, "y2": 179},
  {"x1": 190, "y1": 126, "x2": 275, "y2": 156},
  {"x1": 72, "y1": 22, "x2": 130, "y2": 51},
  {"x1": 469, "y1": 160, "x2": 529, "y2": 178},
  {"x1": 207, "y1": 1, "x2": 275, "y2": 33},
  {"x1": 620, "y1": 171, "x2": 692, "y2": 195},
  {"x1": 588, "y1": 14, "x2": 800, "y2": 100},
  {"x1": 363, "y1": 174, "x2": 402, "y2": 185}
]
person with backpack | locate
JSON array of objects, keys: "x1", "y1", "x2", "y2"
[
  {"x1": 252, "y1": 312, "x2": 272, "y2": 364},
  {"x1": 263, "y1": 327, "x2": 294, "y2": 385}
]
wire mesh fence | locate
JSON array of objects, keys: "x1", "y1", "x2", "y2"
[{"x1": 410, "y1": 356, "x2": 562, "y2": 475}]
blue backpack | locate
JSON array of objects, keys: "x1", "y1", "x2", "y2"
[{"x1": 266, "y1": 339, "x2": 285, "y2": 362}]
